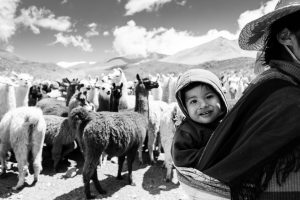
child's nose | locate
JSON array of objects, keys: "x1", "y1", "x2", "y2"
[{"x1": 198, "y1": 100, "x2": 208, "y2": 109}]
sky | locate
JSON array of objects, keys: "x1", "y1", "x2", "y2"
[{"x1": 0, "y1": 0, "x2": 277, "y2": 67}]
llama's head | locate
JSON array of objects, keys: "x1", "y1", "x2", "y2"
[
  {"x1": 69, "y1": 106, "x2": 94, "y2": 132},
  {"x1": 75, "y1": 91, "x2": 89, "y2": 106},
  {"x1": 111, "y1": 82, "x2": 123, "y2": 100},
  {"x1": 135, "y1": 74, "x2": 159, "y2": 95}
]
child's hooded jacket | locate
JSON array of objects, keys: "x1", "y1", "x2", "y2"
[{"x1": 171, "y1": 69, "x2": 228, "y2": 169}]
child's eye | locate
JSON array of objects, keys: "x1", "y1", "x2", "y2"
[
  {"x1": 190, "y1": 99, "x2": 197, "y2": 104},
  {"x1": 206, "y1": 94, "x2": 214, "y2": 99}
]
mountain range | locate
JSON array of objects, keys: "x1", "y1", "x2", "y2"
[{"x1": 0, "y1": 37, "x2": 257, "y2": 81}]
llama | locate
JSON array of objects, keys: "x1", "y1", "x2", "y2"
[
  {"x1": 68, "y1": 91, "x2": 95, "y2": 114},
  {"x1": 43, "y1": 115, "x2": 77, "y2": 171},
  {"x1": 167, "y1": 74, "x2": 177, "y2": 103},
  {"x1": 159, "y1": 102, "x2": 184, "y2": 182},
  {"x1": 149, "y1": 73, "x2": 163, "y2": 101},
  {"x1": 0, "y1": 107, "x2": 46, "y2": 190},
  {"x1": 86, "y1": 76, "x2": 101, "y2": 111},
  {"x1": 0, "y1": 78, "x2": 17, "y2": 120},
  {"x1": 110, "y1": 82, "x2": 123, "y2": 112},
  {"x1": 65, "y1": 78, "x2": 85, "y2": 106},
  {"x1": 147, "y1": 100, "x2": 168, "y2": 164},
  {"x1": 161, "y1": 74, "x2": 170, "y2": 103},
  {"x1": 97, "y1": 82, "x2": 112, "y2": 112},
  {"x1": 36, "y1": 98, "x2": 69, "y2": 117},
  {"x1": 68, "y1": 74, "x2": 158, "y2": 199},
  {"x1": 11, "y1": 72, "x2": 33, "y2": 107}
]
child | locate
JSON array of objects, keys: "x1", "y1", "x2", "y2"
[{"x1": 171, "y1": 68, "x2": 228, "y2": 170}]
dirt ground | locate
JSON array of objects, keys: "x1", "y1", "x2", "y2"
[{"x1": 0, "y1": 149, "x2": 189, "y2": 200}]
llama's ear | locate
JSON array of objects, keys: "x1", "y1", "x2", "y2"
[
  {"x1": 112, "y1": 82, "x2": 115, "y2": 88},
  {"x1": 120, "y1": 82, "x2": 123, "y2": 88},
  {"x1": 136, "y1": 74, "x2": 141, "y2": 82}
]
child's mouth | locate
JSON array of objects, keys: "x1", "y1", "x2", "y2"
[{"x1": 200, "y1": 110, "x2": 212, "y2": 116}]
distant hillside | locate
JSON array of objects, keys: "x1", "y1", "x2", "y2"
[
  {"x1": 161, "y1": 37, "x2": 256, "y2": 65},
  {"x1": 75, "y1": 57, "x2": 255, "y2": 81},
  {"x1": 0, "y1": 46, "x2": 256, "y2": 81},
  {"x1": 0, "y1": 49, "x2": 81, "y2": 80}
]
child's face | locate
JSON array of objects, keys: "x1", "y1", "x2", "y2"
[{"x1": 184, "y1": 85, "x2": 222, "y2": 124}]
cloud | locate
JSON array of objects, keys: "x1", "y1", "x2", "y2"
[
  {"x1": 0, "y1": 0, "x2": 20, "y2": 42},
  {"x1": 113, "y1": 0, "x2": 280, "y2": 57},
  {"x1": 15, "y1": 6, "x2": 72, "y2": 34},
  {"x1": 237, "y1": 0, "x2": 277, "y2": 31},
  {"x1": 113, "y1": 20, "x2": 237, "y2": 57},
  {"x1": 85, "y1": 22, "x2": 99, "y2": 37},
  {"x1": 175, "y1": 0, "x2": 187, "y2": 6},
  {"x1": 57, "y1": 61, "x2": 91, "y2": 68},
  {"x1": 103, "y1": 31, "x2": 110, "y2": 36},
  {"x1": 125, "y1": 0, "x2": 172, "y2": 16},
  {"x1": 61, "y1": 0, "x2": 68, "y2": 4},
  {"x1": 50, "y1": 32, "x2": 93, "y2": 52},
  {"x1": 5, "y1": 44, "x2": 15, "y2": 52}
]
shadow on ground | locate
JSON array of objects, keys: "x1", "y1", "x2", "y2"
[{"x1": 52, "y1": 151, "x2": 179, "y2": 199}]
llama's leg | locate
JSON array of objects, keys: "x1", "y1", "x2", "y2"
[
  {"x1": 31, "y1": 140, "x2": 44, "y2": 186},
  {"x1": 0, "y1": 143, "x2": 9, "y2": 176},
  {"x1": 117, "y1": 156, "x2": 125, "y2": 180},
  {"x1": 61, "y1": 142, "x2": 76, "y2": 159},
  {"x1": 147, "y1": 130, "x2": 156, "y2": 164},
  {"x1": 83, "y1": 148, "x2": 104, "y2": 199},
  {"x1": 51, "y1": 143, "x2": 63, "y2": 172},
  {"x1": 126, "y1": 146, "x2": 138, "y2": 186},
  {"x1": 13, "y1": 148, "x2": 28, "y2": 190},
  {"x1": 91, "y1": 168, "x2": 106, "y2": 195},
  {"x1": 99, "y1": 152, "x2": 108, "y2": 167},
  {"x1": 137, "y1": 144, "x2": 143, "y2": 165}
]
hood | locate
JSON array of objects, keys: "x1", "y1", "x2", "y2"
[{"x1": 175, "y1": 68, "x2": 228, "y2": 121}]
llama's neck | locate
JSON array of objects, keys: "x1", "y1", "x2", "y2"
[
  {"x1": 110, "y1": 95, "x2": 120, "y2": 112},
  {"x1": 134, "y1": 91, "x2": 149, "y2": 117}
]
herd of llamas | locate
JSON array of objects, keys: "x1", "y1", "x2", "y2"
[{"x1": 0, "y1": 67, "x2": 256, "y2": 199}]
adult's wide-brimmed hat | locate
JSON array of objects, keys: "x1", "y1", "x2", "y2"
[{"x1": 239, "y1": 0, "x2": 300, "y2": 51}]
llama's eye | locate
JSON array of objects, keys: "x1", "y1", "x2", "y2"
[{"x1": 102, "y1": 87, "x2": 105, "y2": 90}]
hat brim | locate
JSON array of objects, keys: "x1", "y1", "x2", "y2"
[{"x1": 238, "y1": 5, "x2": 300, "y2": 51}]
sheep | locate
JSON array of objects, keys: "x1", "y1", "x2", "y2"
[
  {"x1": 68, "y1": 74, "x2": 159, "y2": 199},
  {"x1": 0, "y1": 107, "x2": 46, "y2": 190},
  {"x1": 159, "y1": 102, "x2": 184, "y2": 182},
  {"x1": 43, "y1": 115, "x2": 77, "y2": 171}
]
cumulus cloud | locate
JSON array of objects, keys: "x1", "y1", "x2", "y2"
[
  {"x1": 15, "y1": 6, "x2": 72, "y2": 34},
  {"x1": 61, "y1": 0, "x2": 68, "y2": 4},
  {"x1": 125, "y1": 0, "x2": 172, "y2": 16},
  {"x1": 237, "y1": 0, "x2": 277, "y2": 31},
  {"x1": 50, "y1": 32, "x2": 93, "y2": 52},
  {"x1": 5, "y1": 44, "x2": 15, "y2": 52},
  {"x1": 113, "y1": 0, "x2": 279, "y2": 57},
  {"x1": 0, "y1": 0, "x2": 20, "y2": 42},
  {"x1": 176, "y1": 0, "x2": 187, "y2": 6},
  {"x1": 113, "y1": 20, "x2": 237, "y2": 57},
  {"x1": 103, "y1": 31, "x2": 110, "y2": 36},
  {"x1": 85, "y1": 22, "x2": 99, "y2": 37}
]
